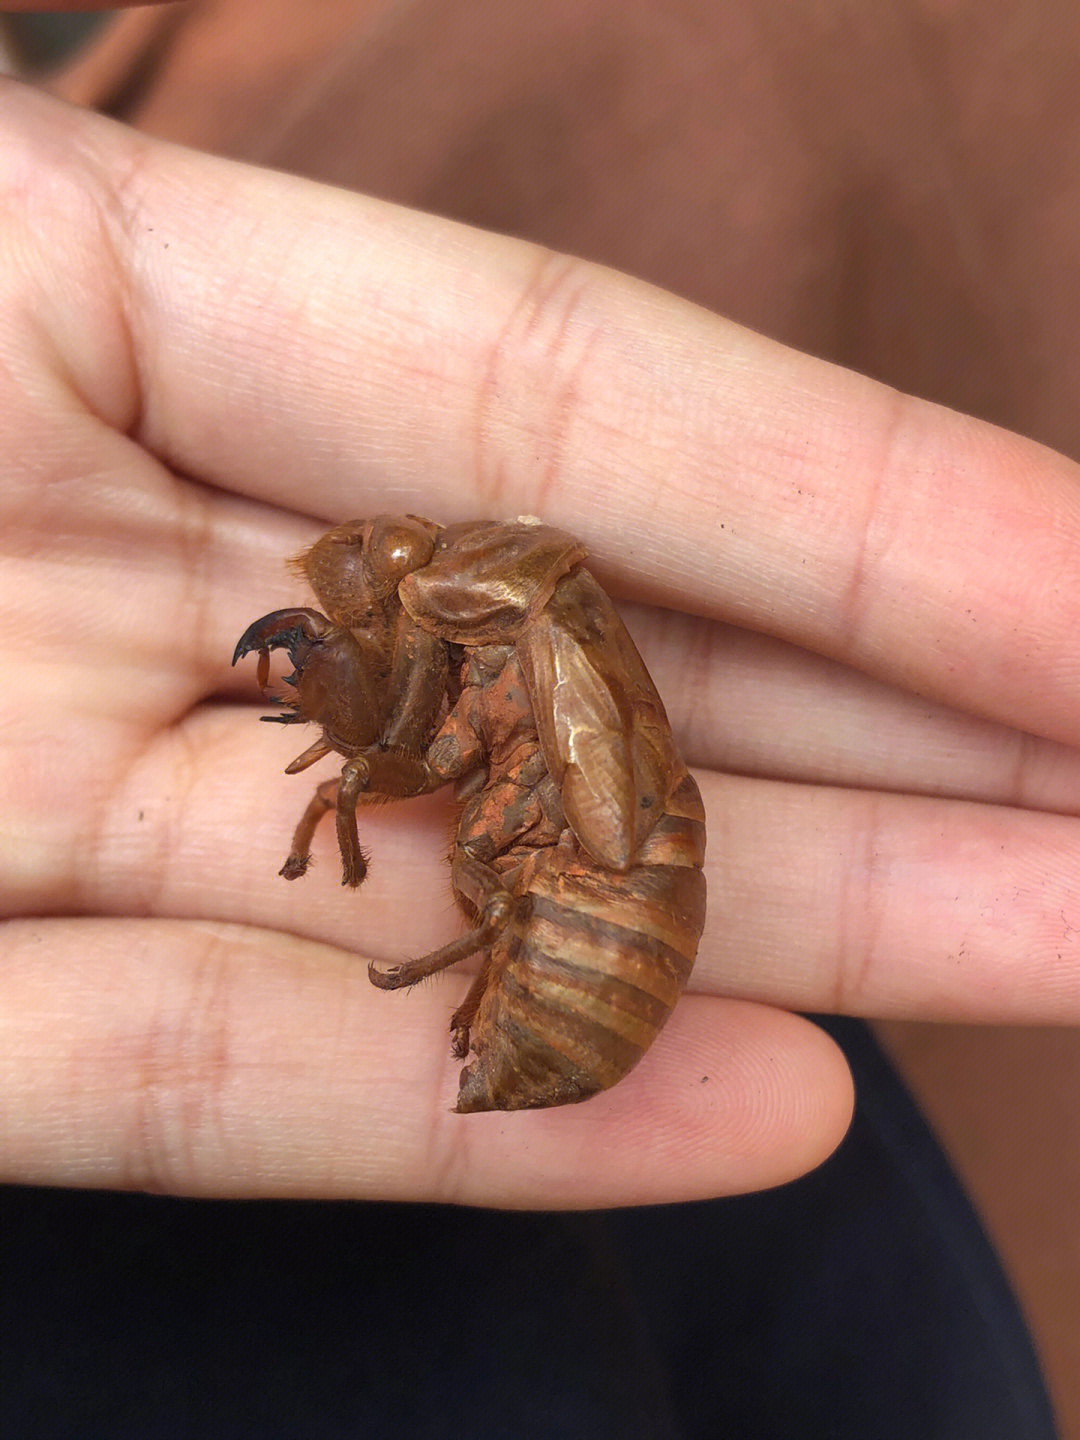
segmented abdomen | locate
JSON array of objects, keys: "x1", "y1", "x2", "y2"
[{"x1": 455, "y1": 771, "x2": 707, "y2": 1112}]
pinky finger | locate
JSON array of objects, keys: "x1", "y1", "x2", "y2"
[{"x1": 0, "y1": 918, "x2": 852, "y2": 1206}]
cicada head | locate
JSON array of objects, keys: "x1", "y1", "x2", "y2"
[{"x1": 294, "y1": 514, "x2": 439, "y2": 625}]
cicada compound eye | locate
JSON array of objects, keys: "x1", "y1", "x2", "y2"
[{"x1": 366, "y1": 514, "x2": 437, "y2": 595}]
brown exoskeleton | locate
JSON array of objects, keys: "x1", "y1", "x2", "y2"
[{"x1": 234, "y1": 515, "x2": 706, "y2": 1111}]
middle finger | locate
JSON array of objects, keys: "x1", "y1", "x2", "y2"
[{"x1": 63, "y1": 704, "x2": 1080, "y2": 1027}]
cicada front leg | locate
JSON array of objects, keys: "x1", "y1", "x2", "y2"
[
  {"x1": 279, "y1": 777, "x2": 340, "y2": 880},
  {"x1": 283, "y1": 748, "x2": 442, "y2": 888}
]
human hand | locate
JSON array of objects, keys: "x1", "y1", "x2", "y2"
[{"x1": 4, "y1": 81, "x2": 1079, "y2": 1207}]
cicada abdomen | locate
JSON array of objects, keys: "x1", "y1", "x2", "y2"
[{"x1": 455, "y1": 769, "x2": 707, "y2": 1111}]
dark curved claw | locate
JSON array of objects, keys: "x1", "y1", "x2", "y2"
[
  {"x1": 259, "y1": 708, "x2": 307, "y2": 725},
  {"x1": 232, "y1": 608, "x2": 331, "y2": 667},
  {"x1": 367, "y1": 960, "x2": 410, "y2": 991}
]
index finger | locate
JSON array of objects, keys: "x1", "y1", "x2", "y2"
[{"x1": 6, "y1": 81, "x2": 1080, "y2": 748}]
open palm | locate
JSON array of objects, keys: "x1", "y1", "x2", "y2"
[{"x1": 4, "y1": 81, "x2": 1080, "y2": 1207}]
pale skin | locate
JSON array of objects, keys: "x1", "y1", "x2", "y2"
[{"x1": 5, "y1": 76, "x2": 1080, "y2": 1210}]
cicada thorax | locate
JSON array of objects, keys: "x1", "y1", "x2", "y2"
[
  {"x1": 455, "y1": 768, "x2": 707, "y2": 1111},
  {"x1": 294, "y1": 514, "x2": 451, "y2": 753}
]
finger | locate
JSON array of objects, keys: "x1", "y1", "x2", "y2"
[
  {"x1": 92, "y1": 746, "x2": 1080, "y2": 1028},
  {"x1": 5, "y1": 84, "x2": 1080, "y2": 749},
  {"x1": 13, "y1": 693, "x2": 1080, "y2": 1028},
  {"x1": 708, "y1": 772, "x2": 1080, "y2": 1024},
  {"x1": 7, "y1": 413, "x2": 1080, "y2": 880},
  {"x1": 15, "y1": 446, "x2": 1080, "y2": 953},
  {"x1": 626, "y1": 604, "x2": 1080, "y2": 815},
  {"x1": 0, "y1": 918, "x2": 852, "y2": 1204},
  {"x1": 1, "y1": 662, "x2": 1073, "y2": 937}
]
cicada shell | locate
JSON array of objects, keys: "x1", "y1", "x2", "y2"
[{"x1": 234, "y1": 515, "x2": 706, "y2": 1110}]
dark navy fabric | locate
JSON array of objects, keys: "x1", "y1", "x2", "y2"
[{"x1": 2, "y1": 1018, "x2": 1058, "y2": 1438}]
